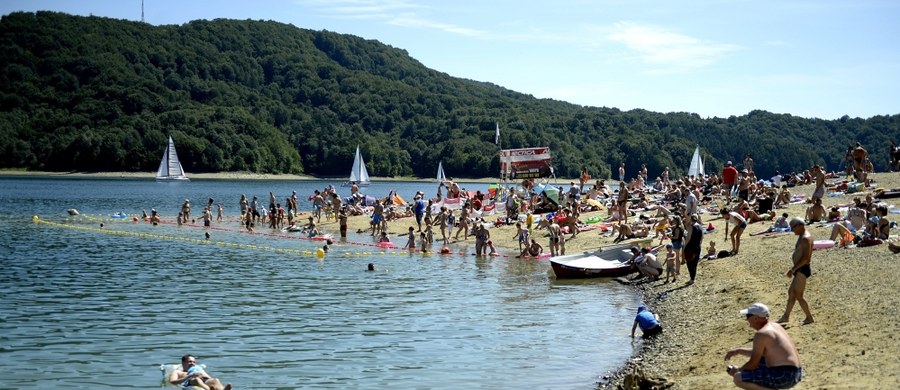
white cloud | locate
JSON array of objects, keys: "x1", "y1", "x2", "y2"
[
  {"x1": 301, "y1": 0, "x2": 422, "y2": 15},
  {"x1": 387, "y1": 14, "x2": 486, "y2": 37},
  {"x1": 300, "y1": 0, "x2": 486, "y2": 37},
  {"x1": 608, "y1": 21, "x2": 739, "y2": 72}
]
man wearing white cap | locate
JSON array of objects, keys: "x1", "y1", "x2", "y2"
[{"x1": 725, "y1": 303, "x2": 803, "y2": 389}]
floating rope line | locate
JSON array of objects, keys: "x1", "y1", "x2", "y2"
[
  {"x1": 32, "y1": 216, "x2": 479, "y2": 258},
  {"x1": 43, "y1": 213, "x2": 517, "y2": 258}
]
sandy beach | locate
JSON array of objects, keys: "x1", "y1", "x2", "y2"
[
  {"x1": 323, "y1": 172, "x2": 900, "y2": 389},
  {"x1": 600, "y1": 172, "x2": 900, "y2": 389}
]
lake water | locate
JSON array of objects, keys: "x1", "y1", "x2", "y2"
[{"x1": 0, "y1": 177, "x2": 640, "y2": 389}]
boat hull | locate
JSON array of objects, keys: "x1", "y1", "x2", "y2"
[
  {"x1": 550, "y1": 261, "x2": 635, "y2": 278},
  {"x1": 548, "y1": 243, "x2": 640, "y2": 279},
  {"x1": 341, "y1": 182, "x2": 370, "y2": 187},
  {"x1": 155, "y1": 176, "x2": 190, "y2": 182}
]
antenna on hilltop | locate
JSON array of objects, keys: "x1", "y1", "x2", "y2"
[{"x1": 141, "y1": 0, "x2": 145, "y2": 23}]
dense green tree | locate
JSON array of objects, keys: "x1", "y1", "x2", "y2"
[{"x1": 0, "y1": 11, "x2": 898, "y2": 179}]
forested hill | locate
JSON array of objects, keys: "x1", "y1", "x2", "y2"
[{"x1": 1, "y1": 11, "x2": 898, "y2": 179}]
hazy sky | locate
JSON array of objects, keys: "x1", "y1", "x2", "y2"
[{"x1": 3, "y1": 0, "x2": 898, "y2": 119}]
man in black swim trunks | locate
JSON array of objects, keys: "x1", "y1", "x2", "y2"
[{"x1": 777, "y1": 218, "x2": 815, "y2": 325}]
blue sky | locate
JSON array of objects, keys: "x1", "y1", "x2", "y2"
[{"x1": 3, "y1": 0, "x2": 898, "y2": 120}]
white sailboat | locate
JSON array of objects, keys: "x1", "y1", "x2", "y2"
[
  {"x1": 435, "y1": 161, "x2": 446, "y2": 182},
  {"x1": 687, "y1": 146, "x2": 704, "y2": 178},
  {"x1": 155, "y1": 136, "x2": 189, "y2": 182},
  {"x1": 342, "y1": 145, "x2": 370, "y2": 187}
]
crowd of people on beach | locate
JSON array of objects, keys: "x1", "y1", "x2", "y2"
[
  {"x1": 138, "y1": 140, "x2": 896, "y2": 389},
  {"x1": 137, "y1": 141, "x2": 893, "y2": 276},
  {"x1": 616, "y1": 144, "x2": 900, "y2": 389}
]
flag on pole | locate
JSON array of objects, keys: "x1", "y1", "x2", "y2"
[{"x1": 494, "y1": 122, "x2": 500, "y2": 145}]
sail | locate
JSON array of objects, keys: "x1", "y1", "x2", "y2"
[
  {"x1": 688, "y1": 146, "x2": 704, "y2": 177},
  {"x1": 156, "y1": 136, "x2": 188, "y2": 181},
  {"x1": 349, "y1": 146, "x2": 370, "y2": 184},
  {"x1": 436, "y1": 161, "x2": 446, "y2": 182}
]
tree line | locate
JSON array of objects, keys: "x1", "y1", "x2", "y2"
[{"x1": 1, "y1": 11, "x2": 898, "y2": 180}]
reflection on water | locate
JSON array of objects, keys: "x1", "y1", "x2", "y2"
[{"x1": 0, "y1": 178, "x2": 639, "y2": 389}]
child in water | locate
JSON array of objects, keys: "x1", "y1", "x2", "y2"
[
  {"x1": 513, "y1": 222, "x2": 529, "y2": 252},
  {"x1": 184, "y1": 365, "x2": 211, "y2": 390},
  {"x1": 403, "y1": 226, "x2": 416, "y2": 249},
  {"x1": 424, "y1": 222, "x2": 434, "y2": 246},
  {"x1": 486, "y1": 240, "x2": 499, "y2": 256}
]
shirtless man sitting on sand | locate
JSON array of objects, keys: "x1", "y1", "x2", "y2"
[
  {"x1": 169, "y1": 354, "x2": 231, "y2": 390},
  {"x1": 725, "y1": 303, "x2": 803, "y2": 389},
  {"x1": 805, "y1": 198, "x2": 827, "y2": 223}
]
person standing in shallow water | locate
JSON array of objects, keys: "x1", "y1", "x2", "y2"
[
  {"x1": 777, "y1": 218, "x2": 815, "y2": 325},
  {"x1": 338, "y1": 207, "x2": 348, "y2": 239}
]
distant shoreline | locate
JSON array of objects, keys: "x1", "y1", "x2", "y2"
[{"x1": 0, "y1": 170, "x2": 522, "y2": 183}]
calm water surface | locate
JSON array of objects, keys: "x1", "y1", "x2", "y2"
[{"x1": 0, "y1": 177, "x2": 640, "y2": 389}]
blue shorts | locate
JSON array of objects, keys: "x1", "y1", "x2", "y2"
[
  {"x1": 740, "y1": 358, "x2": 802, "y2": 389},
  {"x1": 372, "y1": 214, "x2": 382, "y2": 224},
  {"x1": 671, "y1": 240, "x2": 683, "y2": 250}
]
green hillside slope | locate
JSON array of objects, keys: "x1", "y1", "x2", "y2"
[{"x1": 1, "y1": 11, "x2": 897, "y2": 178}]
